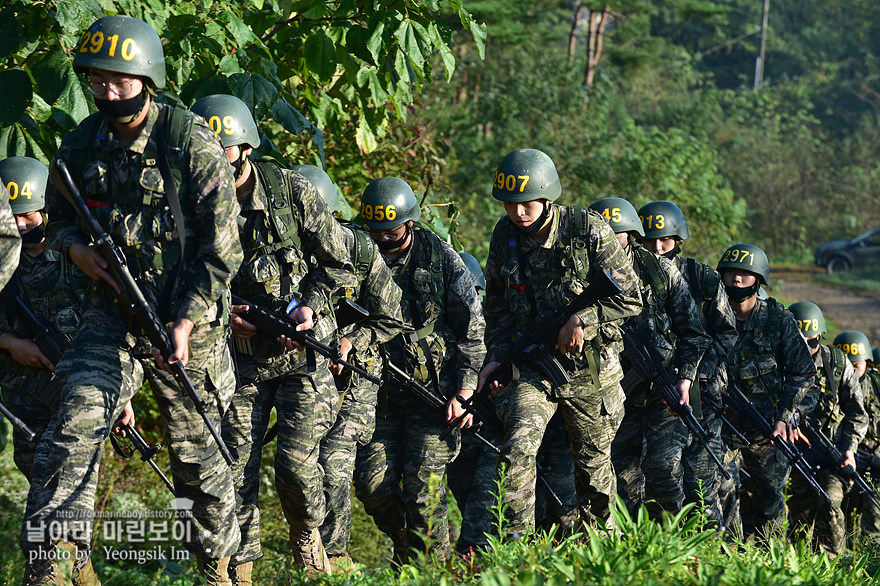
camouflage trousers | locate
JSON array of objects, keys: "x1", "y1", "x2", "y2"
[
  {"x1": 354, "y1": 400, "x2": 460, "y2": 562},
  {"x1": 535, "y1": 412, "x2": 578, "y2": 535},
  {"x1": 2, "y1": 376, "x2": 61, "y2": 482},
  {"x1": 221, "y1": 356, "x2": 337, "y2": 565},
  {"x1": 495, "y1": 368, "x2": 624, "y2": 535},
  {"x1": 447, "y1": 425, "x2": 502, "y2": 552},
  {"x1": 22, "y1": 308, "x2": 240, "y2": 571},
  {"x1": 790, "y1": 469, "x2": 849, "y2": 554},
  {"x1": 318, "y1": 358, "x2": 382, "y2": 557},
  {"x1": 718, "y1": 440, "x2": 791, "y2": 538},
  {"x1": 682, "y1": 380, "x2": 724, "y2": 527}
]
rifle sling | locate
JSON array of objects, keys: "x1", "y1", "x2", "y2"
[
  {"x1": 405, "y1": 229, "x2": 442, "y2": 396},
  {"x1": 155, "y1": 108, "x2": 187, "y2": 324}
]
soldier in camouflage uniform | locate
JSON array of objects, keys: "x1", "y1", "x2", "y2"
[
  {"x1": 294, "y1": 165, "x2": 408, "y2": 569},
  {"x1": 481, "y1": 150, "x2": 642, "y2": 535},
  {"x1": 786, "y1": 307, "x2": 867, "y2": 554},
  {"x1": 0, "y1": 185, "x2": 21, "y2": 289},
  {"x1": 190, "y1": 96, "x2": 355, "y2": 581},
  {"x1": 589, "y1": 198, "x2": 710, "y2": 520},
  {"x1": 28, "y1": 16, "x2": 244, "y2": 585},
  {"x1": 715, "y1": 244, "x2": 816, "y2": 538},
  {"x1": 637, "y1": 201, "x2": 737, "y2": 526},
  {"x1": 850, "y1": 346, "x2": 880, "y2": 536},
  {"x1": 353, "y1": 177, "x2": 485, "y2": 564}
]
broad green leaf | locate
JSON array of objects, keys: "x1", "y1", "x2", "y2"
[
  {"x1": 222, "y1": 12, "x2": 259, "y2": 46},
  {"x1": 228, "y1": 73, "x2": 279, "y2": 120},
  {"x1": 457, "y1": 7, "x2": 486, "y2": 59},
  {"x1": 219, "y1": 55, "x2": 244, "y2": 75},
  {"x1": 31, "y1": 94, "x2": 52, "y2": 123},
  {"x1": 54, "y1": 0, "x2": 104, "y2": 35},
  {"x1": 365, "y1": 11, "x2": 387, "y2": 64},
  {"x1": 304, "y1": 31, "x2": 337, "y2": 83},
  {"x1": 355, "y1": 66, "x2": 387, "y2": 105},
  {"x1": 52, "y1": 66, "x2": 92, "y2": 128},
  {"x1": 346, "y1": 25, "x2": 375, "y2": 65},
  {"x1": 271, "y1": 97, "x2": 325, "y2": 165},
  {"x1": 356, "y1": 115, "x2": 378, "y2": 154},
  {"x1": 394, "y1": 20, "x2": 424, "y2": 69},
  {"x1": 428, "y1": 22, "x2": 455, "y2": 82},
  {"x1": 0, "y1": 69, "x2": 32, "y2": 126},
  {"x1": 30, "y1": 47, "x2": 72, "y2": 106}
]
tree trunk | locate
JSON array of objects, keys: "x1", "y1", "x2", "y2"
[
  {"x1": 568, "y1": 4, "x2": 585, "y2": 65},
  {"x1": 584, "y1": 5, "x2": 610, "y2": 86}
]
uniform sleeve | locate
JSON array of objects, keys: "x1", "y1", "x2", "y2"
[
  {"x1": 484, "y1": 217, "x2": 515, "y2": 363},
  {"x1": 286, "y1": 171, "x2": 356, "y2": 314},
  {"x1": 575, "y1": 217, "x2": 642, "y2": 330},
  {"x1": 343, "y1": 234, "x2": 409, "y2": 351},
  {"x1": 441, "y1": 242, "x2": 486, "y2": 391},
  {"x1": 663, "y1": 258, "x2": 710, "y2": 382},
  {"x1": 835, "y1": 358, "x2": 868, "y2": 454},
  {"x1": 175, "y1": 121, "x2": 244, "y2": 324},
  {"x1": 45, "y1": 146, "x2": 89, "y2": 259},
  {"x1": 0, "y1": 192, "x2": 20, "y2": 292},
  {"x1": 699, "y1": 277, "x2": 738, "y2": 380},
  {"x1": 775, "y1": 311, "x2": 817, "y2": 425}
]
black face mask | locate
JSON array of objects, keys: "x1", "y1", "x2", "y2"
[
  {"x1": 806, "y1": 337, "x2": 820, "y2": 350},
  {"x1": 661, "y1": 249, "x2": 678, "y2": 261},
  {"x1": 725, "y1": 283, "x2": 758, "y2": 303},
  {"x1": 375, "y1": 225, "x2": 411, "y2": 253},
  {"x1": 516, "y1": 202, "x2": 552, "y2": 237},
  {"x1": 20, "y1": 223, "x2": 45, "y2": 248},
  {"x1": 94, "y1": 91, "x2": 147, "y2": 124}
]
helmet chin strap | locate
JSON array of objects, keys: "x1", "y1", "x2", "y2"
[{"x1": 518, "y1": 201, "x2": 552, "y2": 237}]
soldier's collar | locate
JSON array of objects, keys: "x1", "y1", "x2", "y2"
[
  {"x1": 240, "y1": 170, "x2": 269, "y2": 212},
  {"x1": 100, "y1": 102, "x2": 160, "y2": 156}
]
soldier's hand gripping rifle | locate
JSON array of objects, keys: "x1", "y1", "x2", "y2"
[
  {"x1": 797, "y1": 422, "x2": 880, "y2": 509},
  {"x1": 385, "y1": 359, "x2": 564, "y2": 507},
  {"x1": 620, "y1": 327, "x2": 731, "y2": 480},
  {"x1": 724, "y1": 382, "x2": 832, "y2": 504},
  {"x1": 443, "y1": 268, "x2": 624, "y2": 439},
  {"x1": 110, "y1": 423, "x2": 175, "y2": 496},
  {"x1": 231, "y1": 295, "x2": 382, "y2": 386},
  {"x1": 51, "y1": 158, "x2": 234, "y2": 466}
]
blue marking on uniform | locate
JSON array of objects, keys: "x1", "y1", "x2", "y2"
[{"x1": 508, "y1": 238, "x2": 517, "y2": 247}]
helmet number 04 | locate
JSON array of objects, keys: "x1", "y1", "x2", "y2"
[
  {"x1": 361, "y1": 204, "x2": 397, "y2": 222},
  {"x1": 494, "y1": 172, "x2": 530, "y2": 193},
  {"x1": 79, "y1": 32, "x2": 137, "y2": 61},
  {"x1": 720, "y1": 247, "x2": 754, "y2": 266},
  {"x1": 5, "y1": 181, "x2": 32, "y2": 200}
]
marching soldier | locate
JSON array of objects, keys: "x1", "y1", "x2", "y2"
[
  {"x1": 0, "y1": 185, "x2": 20, "y2": 289},
  {"x1": 851, "y1": 345, "x2": 880, "y2": 536},
  {"x1": 191, "y1": 95, "x2": 356, "y2": 580},
  {"x1": 353, "y1": 176, "x2": 486, "y2": 564},
  {"x1": 30, "y1": 16, "x2": 244, "y2": 585},
  {"x1": 481, "y1": 150, "x2": 641, "y2": 534}
]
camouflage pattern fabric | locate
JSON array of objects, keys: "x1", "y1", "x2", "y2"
[
  {"x1": 29, "y1": 100, "x2": 244, "y2": 567},
  {"x1": 0, "y1": 190, "x2": 21, "y2": 289},
  {"x1": 354, "y1": 226, "x2": 485, "y2": 562},
  {"x1": 319, "y1": 224, "x2": 407, "y2": 557},
  {"x1": 535, "y1": 412, "x2": 578, "y2": 534},
  {"x1": 484, "y1": 206, "x2": 642, "y2": 533},
  {"x1": 844, "y1": 367, "x2": 880, "y2": 537},
  {"x1": 719, "y1": 297, "x2": 816, "y2": 537},
  {"x1": 447, "y1": 425, "x2": 501, "y2": 552},
  {"x1": 223, "y1": 162, "x2": 357, "y2": 565}
]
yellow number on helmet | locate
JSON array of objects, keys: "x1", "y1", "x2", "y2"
[
  {"x1": 89, "y1": 31, "x2": 104, "y2": 54},
  {"x1": 6, "y1": 181, "x2": 18, "y2": 200},
  {"x1": 121, "y1": 38, "x2": 137, "y2": 61},
  {"x1": 386, "y1": 205, "x2": 397, "y2": 221},
  {"x1": 655, "y1": 214, "x2": 665, "y2": 229},
  {"x1": 611, "y1": 208, "x2": 622, "y2": 223},
  {"x1": 517, "y1": 175, "x2": 530, "y2": 192},
  {"x1": 207, "y1": 116, "x2": 223, "y2": 136}
]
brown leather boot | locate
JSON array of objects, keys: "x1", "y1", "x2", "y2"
[
  {"x1": 71, "y1": 558, "x2": 101, "y2": 586},
  {"x1": 228, "y1": 561, "x2": 252, "y2": 586},
  {"x1": 195, "y1": 556, "x2": 232, "y2": 586},
  {"x1": 327, "y1": 553, "x2": 353, "y2": 574},
  {"x1": 289, "y1": 527, "x2": 332, "y2": 577}
]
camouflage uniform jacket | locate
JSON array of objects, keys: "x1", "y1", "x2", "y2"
[
  {"x1": 45, "y1": 102, "x2": 243, "y2": 330},
  {"x1": 382, "y1": 224, "x2": 485, "y2": 399},
  {"x1": 0, "y1": 246, "x2": 89, "y2": 392},
  {"x1": 232, "y1": 162, "x2": 355, "y2": 382},
  {"x1": 484, "y1": 205, "x2": 642, "y2": 398},
  {"x1": 727, "y1": 298, "x2": 816, "y2": 430},
  {"x1": 796, "y1": 344, "x2": 867, "y2": 454},
  {"x1": 675, "y1": 255, "x2": 737, "y2": 382},
  {"x1": 0, "y1": 191, "x2": 20, "y2": 290},
  {"x1": 860, "y1": 368, "x2": 880, "y2": 455},
  {"x1": 628, "y1": 245, "x2": 710, "y2": 382}
]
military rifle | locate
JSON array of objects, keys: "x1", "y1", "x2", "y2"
[
  {"x1": 797, "y1": 423, "x2": 880, "y2": 509},
  {"x1": 724, "y1": 382, "x2": 832, "y2": 504},
  {"x1": 0, "y1": 403, "x2": 36, "y2": 441},
  {"x1": 857, "y1": 450, "x2": 880, "y2": 477},
  {"x1": 443, "y1": 267, "x2": 624, "y2": 438},
  {"x1": 620, "y1": 327, "x2": 731, "y2": 479},
  {"x1": 231, "y1": 295, "x2": 382, "y2": 386},
  {"x1": 110, "y1": 423, "x2": 175, "y2": 495},
  {"x1": 384, "y1": 359, "x2": 563, "y2": 507},
  {"x1": 700, "y1": 393, "x2": 750, "y2": 446},
  {"x1": 51, "y1": 158, "x2": 234, "y2": 467}
]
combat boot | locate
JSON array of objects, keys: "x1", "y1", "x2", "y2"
[
  {"x1": 23, "y1": 541, "x2": 76, "y2": 586},
  {"x1": 195, "y1": 555, "x2": 232, "y2": 586},
  {"x1": 227, "y1": 561, "x2": 252, "y2": 586},
  {"x1": 327, "y1": 553, "x2": 353, "y2": 574},
  {"x1": 289, "y1": 527, "x2": 332, "y2": 577},
  {"x1": 390, "y1": 528, "x2": 410, "y2": 567},
  {"x1": 71, "y1": 558, "x2": 101, "y2": 586}
]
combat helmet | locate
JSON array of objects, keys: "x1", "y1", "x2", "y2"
[
  {"x1": 717, "y1": 243, "x2": 770, "y2": 285},
  {"x1": 0, "y1": 157, "x2": 48, "y2": 214},
  {"x1": 638, "y1": 201, "x2": 690, "y2": 240},
  {"x1": 492, "y1": 149, "x2": 562, "y2": 203},
  {"x1": 191, "y1": 94, "x2": 260, "y2": 149},
  {"x1": 360, "y1": 177, "x2": 420, "y2": 230},
  {"x1": 834, "y1": 331, "x2": 872, "y2": 363},
  {"x1": 292, "y1": 165, "x2": 340, "y2": 215},
  {"x1": 589, "y1": 197, "x2": 644, "y2": 236},
  {"x1": 873, "y1": 346, "x2": 880, "y2": 367},
  {"x1": 73, "y1": 16, "x2": 165, "y2": 88},
  {"x1": 788, "y1": 301, "x2": 826, "y2": 338},
  {"x1": 459, "y1": 252, "x2": 486, "y2": 291}
]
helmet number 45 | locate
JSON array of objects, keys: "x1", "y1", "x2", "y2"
[{"x1": 361, "y1": 204, "x2": 397, "y2": 222}]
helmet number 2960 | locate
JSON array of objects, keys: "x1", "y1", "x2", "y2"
[{"x1": 494, "y1": 172, "x2": 530, "y2": 193}]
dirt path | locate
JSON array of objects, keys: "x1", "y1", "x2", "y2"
[{"x1": 771, "y1": 267, "x2": 880, "y2": 346}]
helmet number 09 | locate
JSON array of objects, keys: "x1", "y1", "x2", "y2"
[
  {"x1": 5, "y1": 181, "x2": 32, "y2": 201},
  {"x1": 720, "y1": 247, "x2": 754, "y2": 266},
  {"x1": 640, "y1": 214, "x2": 665, "y2": 230},
  {"x1": 494, "y1": 172, "x2": 530, "y2": 193},
  {"x1": 79, "y1": 32, "x2": 137, "y2": 61},
  {"x1": 207, "y1": 116, "x2": 237, "y2": 136},
  {"x1": 361, "y1": 204, "x2": 397, "y2": 222}
]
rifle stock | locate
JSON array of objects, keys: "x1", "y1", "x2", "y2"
[
  {"x1": 51, "y1": 158, "x2": 234, "y2": 467},
  {"x1": 799, "y1": 423, "x2": 880, "y2": 509}
]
